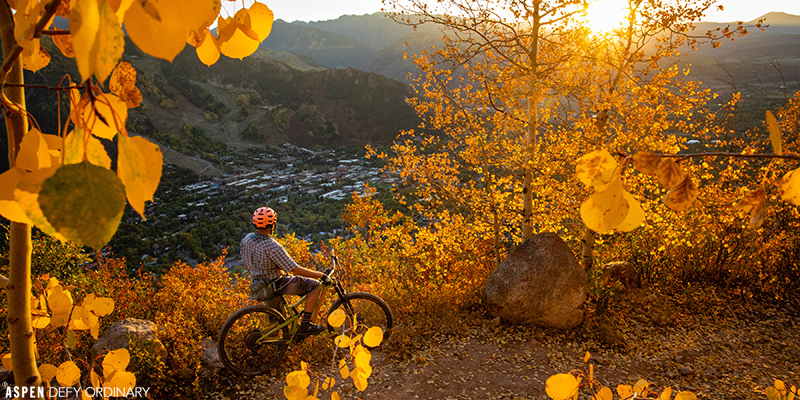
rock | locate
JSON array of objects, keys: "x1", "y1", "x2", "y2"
[
  {"x1": 489, "y1": 317, "x2": 501, "y2": 327},
  {"x1": 665, "y1": 370, "x2": 678, "y2": 379},
  {"x1": 176, "y1": 367, "x2": 194, "y2": 381},
  {"x1": 674, "y1": 355, "x2": 685, "y2": 363},
  {"x1": 0, "y1": 366, "x2": 13, "y2": 385},
  {"x1": 91, "y1": 319, "x2": 168, "y2": 360},
  {"x1": 484, "y1": 233, "x2": 587, "y2": 329},
  {"x1": 602, "y1": 261, "x2": 641, "y2": 288},
  {"x1": 680, "y1": 367, "x2": 693, "y2": 376},
  {"x1": 200, "y1": 338, "x2": 224, "y2": 370}
]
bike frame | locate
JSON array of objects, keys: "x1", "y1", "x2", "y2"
[{"x1": 254, "y1": 254, "x2": 350, "y2": 345}]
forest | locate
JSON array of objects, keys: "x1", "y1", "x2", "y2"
[{"x1": 0, "y1": 0, "x2": 799, "y2": 399}]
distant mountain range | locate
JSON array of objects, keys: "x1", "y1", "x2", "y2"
[{"x1": 260, "y1": 12, "x2": 800, "y2": 87}]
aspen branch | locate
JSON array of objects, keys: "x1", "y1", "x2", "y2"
[{"x1": 667, "y1": 152, "x2": 800, "y2": 162}]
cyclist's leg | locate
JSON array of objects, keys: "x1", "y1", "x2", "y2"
[{"x1": 279, "y1": 276, "x2": 323, "y2": 335}]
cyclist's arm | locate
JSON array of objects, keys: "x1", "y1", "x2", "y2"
[{"x1": 290, "y1": 266, "x2": 324, "y2": 280}]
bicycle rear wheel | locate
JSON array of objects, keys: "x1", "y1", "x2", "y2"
[
  {"x1": 217, "y1": 305, "x2": 290, "y2": 375},
  {"x1": 326, "y1": 292, "x2": 393, "y2": 349}
]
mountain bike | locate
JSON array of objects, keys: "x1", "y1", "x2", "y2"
[{"x1": 217, "y1": 252, "x2": 393, "y2": 375}]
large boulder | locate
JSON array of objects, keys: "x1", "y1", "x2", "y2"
[
  {"x1": 484, "y1": 232, "x2": 587, "y2": 329},
  {"x1": 91, "y1": 319, "x2": 168, "y2": 360}
]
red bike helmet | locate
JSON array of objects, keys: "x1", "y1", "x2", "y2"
[{"x1": 252, "y1": 207, "x2": 277, "y2": 229}]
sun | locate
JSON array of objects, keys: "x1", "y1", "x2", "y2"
[{"x1": 583, "y1": 0, "x2": 630, "y2": 33}]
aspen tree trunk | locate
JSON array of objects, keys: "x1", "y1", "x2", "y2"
[
  {"x1": 522, "y1": 1, "x2": 541, "y2": 241},
  {"x1": 1, "y1": 5, "x2": 43, "y2": 396}
]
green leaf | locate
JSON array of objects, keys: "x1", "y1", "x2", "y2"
[
  {"x1": 38, "y1": 161, "x2": 126, "y2": 249},
  {"x1": 66, "y1": 329, "x2": 77, "y2": 349}
]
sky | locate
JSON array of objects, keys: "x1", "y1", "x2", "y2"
[{"x1": 258, "y1": 0, "x2": 800, "y2": 24}]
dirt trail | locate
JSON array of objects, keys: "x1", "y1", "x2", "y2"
[{"x1": 209, "y1": 300, "x2": 800, "y2": 400}]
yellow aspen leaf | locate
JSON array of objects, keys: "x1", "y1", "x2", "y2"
[
  {"x1": 580, "y1": 175, "x2": 629, "y2": 234},
  {"x1": 576, "y1": 149, "x2": 618, "y2": 189},
  {"x1": 124, "y1": 0, "x2": 187, "y2": 62},
  {"x1": 64, "y1": 129, "x2": 112, "y2": 168},
  {"x1": 17, "y1": 128, "x2": 52, "y2": 171},
  {"x1": 90, "y1": 369, "x2": 101, "y2": 390},
  {"x1": 82, "y1": 305, "x2": 100, "y2": 327},
  {"x1": 38, "y1": 161, "x2": 127, "y2": 249},
  {"x1": 674, "y1": 391, "x2": 697, "y2": 400},
  {"x1": 1, "y1": 353, "x2": 11, "y2": 371},
  {"x1": 42, "y1": 133, "x2": 63, "y2": 153},
  {"x1": 70, "y1": 0, "x2": 124, "y2": 82},
  {"x1": 363, "y1": 326, "x2": 383, "y2": 347},
  {"x1": 0, "y1": 168, "x2": 34, "y2": 224},
  {"x1": 79, "y1": 93, "x2": 127, "y2": 140},
  {"x1": 283, "y1": 385, "x2": 308, "y2": 400},
  {"x1": 338, "y1": 359, "x2": 349, "y2": 379},
  {"x1": 105, "y1": 370, "x2": 136, "y2": 393},
  {"x1": 735, "y1": 188, "x2": 765, "y2": 212},
  {"x1": 749, "y1": 197, "x2": 767, "y2": 229},
  {"x1": 21, "y1": 41, "x2": 50, "y2": 72},
  {"x1": 196, "y1": 29, "x2": 221, "y2": 66},
  {"x1": 39, "y1": 363, "x2": 58, "y2": 383},
  {"x1": 187, "y1": 29, "x2": 205, "y2": 47},
  {"x1": 352, "y1": 368, "x2": 368, "y2": 392},
  {"x1": 545, "y1": 373, "x2": 578, "y2": 400},
  {"x1": 218, "y1": 20, "x2": 260, "y2": 60},
  {"x1": 313, "y1": 379, "x2": 320, "y2": 398},
  {"x1": 48, "y1": 286, "x2": 74, "y2": 314},
  {"x1": 583, "y1": 351, "x2": 590, "y2": 363},
  {"x1": 617, "y1": 384, "x2": 633, "y2": 399},
  {"x1": 778, "y1": 168, "x2": 800, "y2": 206},
  {"x1": 633, "y1": 151, "x2": 662, "y2": 176},
  {"x1": 56, "y1": 361, "x2": 81, "y2": 387},
  {"x1": 334, "y1": 334, "x2": 351, "y2": 348},
  {"x1": 110, "y1": 61, "x2": 142, "y2": 108},
  {"x1": 616, "y1": 192, "x2": 645, "y2": 232},
  {"x1": 634, "y1": 379, "x2": 650, "y2": 396},
  {"x1": 69, "y1": 307, "x2": 91, "y2": 330},
  {"x1": 300, "y1": 361, "x2": 309, "y2": 371},
  {"x1": 102, "y1": 348, "x2": 130, "y2": 376},
  {"x1": 107, "y1": 0, "x2": 134, "y2": 23},
  {"x1": 117, "y1": 134, "x2": 162, "y2": 218},
  {"x1": 765, "y1": 110, "x2": 783, "y2": 155},
  {"x1": 661, "y1": 387, "x2": 673, "y2": 400},
  {"x1": 32, "y1": 312, "x2": 51, "y2": 329},
  {"x1": 286, "y1": 370, "x2": 311, "y2": 389},
  {"x1": 655, "y1": 158, "x2": 685, "y2": 189},
  {"x1": 90, "y1": 321, "x2": 100, "y2": 339},
  {"x1": 327, "y1": 309, "x2": 346, "y2": 328},
  {"x1": 247, "y1": 2, "x2": 274, "y2": 41},
  {"x1": 331, "y1": 392, "x2": 341, "y2": 400},
  {"x1": 593, "y1": 387, "x2": 612, "y2": 400},
  {"x1": 86, "y1": 294, "x2": 115, "y2": 316},
  {"x1": 81, "y1": 390, "x2": 93, "y2": 400},
  {"x1": 14, "y1": 1, "x2": 46, "y2": 51},
  {"x1": 775, "y1": 380, "x2": 787, "y2": 394},
  {"x1": 161, "y1": 0, "x2": 219, "y2": 32},
  {"x1": 663, "y1": 176, "x2": 699, "y2": 212},
  {"x1": 322, "y1": 377, "x2": 335, "y2": 390},
  {"x1": 354, "y1": 348, "x2": 371, "y2": 369},
  {"x1": 766, "y1": 387, "x2": 781, "y2": 400}
]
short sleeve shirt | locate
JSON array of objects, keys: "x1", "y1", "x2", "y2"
[{"x1": 240, "y1": 233, "x2": 299, "y2": 281}]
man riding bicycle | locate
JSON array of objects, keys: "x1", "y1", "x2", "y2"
[{"x1": 240, "y1": 207, "x2": 329, "y2": 338}]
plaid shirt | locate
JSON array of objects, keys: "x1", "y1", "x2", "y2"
[{"x1": 240, "y1": 233, "x2": 299, "y2": 281}]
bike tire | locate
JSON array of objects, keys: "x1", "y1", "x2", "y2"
[
  {"x1": 325, "y1": 292, "x2": 393, "y2": 349},
  {"x1": 217, "y1": 305, "x2": 290, "y2": 375}
]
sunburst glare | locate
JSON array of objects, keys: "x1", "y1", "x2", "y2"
[{"x1": 583, "y1": 0, "x2": 630, "y2": 33}]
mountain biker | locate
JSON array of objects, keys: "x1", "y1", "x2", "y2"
[{"x1": 240, "y1": 207, "x2": 329, "y2": 338}]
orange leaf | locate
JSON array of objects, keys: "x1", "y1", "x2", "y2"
[
  {"x1": 656, "y1": 158, "x2": 685, "y2": 189},
  {"x1": 663, "y1": 176, "x2": 699, "y2": 211},
  {"x1": 110, "y1": 61, "x2": 142, "y2": 108}
]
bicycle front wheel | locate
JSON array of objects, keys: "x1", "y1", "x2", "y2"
[
  {"x1": 326, "y1": 292, "x2": 393, "y2": 349},
  {"x1": 217, "y1": 305, "x2": 290, "y2": 375}
]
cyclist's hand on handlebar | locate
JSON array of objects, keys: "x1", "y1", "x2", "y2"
[{"x1": 320, "y1": 273, "x2": 332, "y2": 285}]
